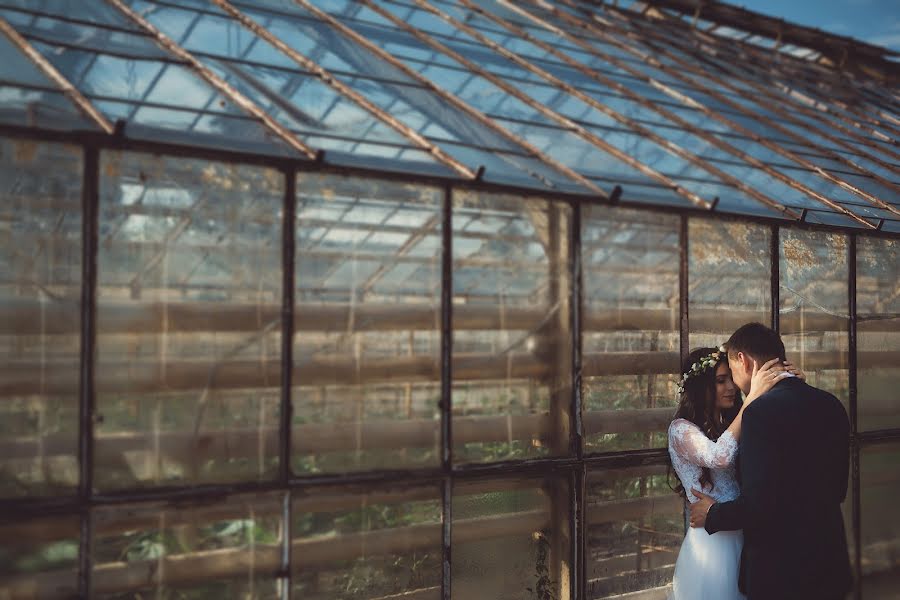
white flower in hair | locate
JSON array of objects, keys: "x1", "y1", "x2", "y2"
[{"x1": 676, "y1": 345, "x2": 726, "y2": 396}]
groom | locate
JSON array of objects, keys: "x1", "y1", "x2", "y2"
[{"x1": 689, "y1": 323, "x2": 852, "y2": 600}]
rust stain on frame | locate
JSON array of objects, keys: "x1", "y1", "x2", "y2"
[
  {"x1": 211, "y1": 0, "x2": 477, "y2": 179},
  {"x1": 0, "y1": 17, "x2": 114, "y2": 134},
  {"x1": 105, "y1": 0, "x2": 318, "y2": 160},
  {"x1": 291, "y1": 0, "x2": 610, "y2": 198}
]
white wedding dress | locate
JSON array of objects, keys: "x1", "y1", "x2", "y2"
[{"x1": 667, "y1": 418, "x2": 746, "y2": 600}]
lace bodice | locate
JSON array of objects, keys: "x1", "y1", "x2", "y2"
[{"x1": 668, "y1": 418, "x2": 741, "y2": 505}]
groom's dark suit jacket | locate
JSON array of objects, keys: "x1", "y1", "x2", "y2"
[{"x1": 705, "y1": 377, "x2": 852, "y2": 600}]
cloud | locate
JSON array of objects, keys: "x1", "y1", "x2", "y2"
[{"x1": 869, "y1": 32, "x2": 900, "y2": 49}]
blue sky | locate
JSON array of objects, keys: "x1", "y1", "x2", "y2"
[{"x1": 737, "y1": 0, "x2": 900, "y2": 51}]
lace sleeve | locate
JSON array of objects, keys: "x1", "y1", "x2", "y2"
[{"x1": 668, "y1": 419, "x2": 738, "y2": 469}]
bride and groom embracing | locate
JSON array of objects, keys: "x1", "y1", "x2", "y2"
[{"x1": 667, "y1": 322, "x2": 852, "y2": 600}]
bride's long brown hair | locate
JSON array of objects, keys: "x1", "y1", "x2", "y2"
[{"x1": 667, "y1": 347, "x2": 743, "y2": 498}]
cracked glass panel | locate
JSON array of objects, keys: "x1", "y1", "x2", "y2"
[
  {"x1": 586, "y1": 465, "x2": 683, "y2": 598},
  {"x1": 451, "y1": 190, "x2": 573, "y2": 464},
  {"x1": 92, "y1": 492, "x2": 285, "y2": 598},
  {"x1": 452, "y1": 475, "x2": 570, "y2": 600},
  {"x1": 94, "y1": 151, "x2": 283, "y2": 490},
  {"x1": 780, "y1": 229, "x2": 849, "y2": 407},
  {"x1": 582, "y1": 207, "x2": 680, "y2": 453},
  {"x1": 293, "y1": 173, "x2": 442, "y2": 474},
  {"x1": 292, "y1": 484, "x2": 442, "y2": 600},
  {"x1": 857, "y1": 236, "x2": 900, "y2": 432},
  {"x1": 0, "y1": 137, "x2": 82, "y2": 498}
]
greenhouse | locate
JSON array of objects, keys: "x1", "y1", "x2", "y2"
[{"x1": 0, "y1": 0, "x2": 897, "y2": 598}]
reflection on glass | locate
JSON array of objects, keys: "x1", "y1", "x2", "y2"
[
  {"x1": 857, "y1": 237, "x2": 899, "y2": 432},
  {"x1": 293, "y1": 485, "x2": 441, "y2": 600},
  {"x1": 587, "y1": 465, "x2": 683, "y2": 598},
  {"x1": 452, "y1": 190, "x2": 572, "y2": 463},
  {"x1": 293, "y1": 174, "x2": 442, "y2": 474},
  {"x1": 780, "y1": 229, "x2": 849, "y2": 404},
  {"x1": 452, "y1": 475, "x2": 569, "y2": 600},
  {"x1": 0, "y1": 514, "x2": 79, "y2": 598},
  {"x1": 583, "y1": 207, "x2": 679, "y2": 453},
  {"x1": 861, "y1": 443, "x2": 900, "y2": 598},
  {"x1": 0, "y1": 138, "x2": 82, "y2": 497},
  {"x1": 689, "y1": 218, "x2": 771, "y2": 348},
  {"x1": 95, "y1": 152, "x2": 283, "y2": 490},
  {"x1": 93, "y1": 493, "x2": 284, "y2": 598}
]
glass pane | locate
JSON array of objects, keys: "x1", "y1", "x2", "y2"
[
  {"x1": 582, "y1": 207, "x2": 680, "y2": 453},
  {"x1": 292, "y1": 484, "x2": 442, "y2": 600},
  {"x1": 452, "y1": 190, "x2": 573, "y2": 464},
  {"x1": 94, "y1": 151, "x2": 283, "y2": 490},
  {"x1": 0, "y1": 514, "x2": 79, "y2": 598},
  {"x1": 0, "y1": 4, "x2": 291, "y2": 155},
  {"x1": 861, "y1": 442, "x2": 900, "y2": 598},
  {"x1": 586, "y1": 465, "x2": 682, "y2": 598},
  {"x1": 452, "y1": 475, "x2": 570, "y2": 600},
  {"x1": 780, "y1": 229, "x2": 849, "y2": 406},
  {"x1": 293, "y1": 174, "x2": 442, "y2": 474},
  {"x1": 689, "y1": 218, "x2": 771, "y2": 348},
  {"x1": 857, "y1": 237, "x2": 900, "y2": 432},
  {"x1": 0, "y1": 137, "x2": 82, "y2": 498},
  {"x1": 93, "y1": 492, "x2": 284, "y2": 598}
]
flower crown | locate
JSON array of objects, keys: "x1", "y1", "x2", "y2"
[{"x1": 676, "y1": 345, "x2": 727, "y2": 396}]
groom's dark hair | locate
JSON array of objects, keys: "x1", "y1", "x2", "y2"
[{"x1": 725, "y1": 322, "x2": 786, "y2": 362}]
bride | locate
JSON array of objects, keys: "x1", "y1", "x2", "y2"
[{"x1": 667, "y1": 346, "x2": 801, "y2": 600}]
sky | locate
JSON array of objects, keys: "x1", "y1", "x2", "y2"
[{"x1": 736, "y1": 0, "x2": 900, "y2": 51}]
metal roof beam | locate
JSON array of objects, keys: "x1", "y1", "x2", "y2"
[
  {"x1": 538, "y1": 0, "x2": 893, "y2": 224},
  {"x1": 363, "y1": 0, "x2": 715, "y2": 208},
  {"x1": 609, "y1": 4, "x2": 900, "y2": 164},
  {"x1": 0, "y1": 17, "x2": 114, "y2": 134},
  {"x1": 104, "y1": 0, "x2": 318, "y2": 160},
  {"x1": 470, "y1": 0, "x2": 864, "y2": 222},
  {"x1": 287, "y1": 0, "x2": 609, "y2": 198},
  {"x1": 411, "y1": 0, "x2": 797, "y2": 215},
  {"x1": 211, "y1": 0, "x2": 476, "y2": 180}
]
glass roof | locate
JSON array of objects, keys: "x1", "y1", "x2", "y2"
[{"x1": 0, "y1": 0, "x2": 896, "y2": 228}]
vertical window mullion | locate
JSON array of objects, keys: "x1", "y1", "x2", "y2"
[
  {"x1": 679, "y1": 215, "x2": 689, "y2": 364},
  {"x1": 280, "y1": 167, "x2": 296, "y2": 600},
  {"x1": 441, "y1": 183, "x2": 453, "y2": 600},
  {"x1": 849, "y1": 234, "x2": 862, "y2": 600},
  {"x1": 78, "y1": 143, "x2": 99, "y2": 599},
  {"x1": 771, "y1": 224, "x2": 780, "y2": 333},
  {"x1": 571, "y1": 200, "x2": 585, "y2": 600}
]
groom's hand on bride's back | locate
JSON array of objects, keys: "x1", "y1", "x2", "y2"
[{"x1": 689, "y1": 489, "x2": 716, "y2": 528}]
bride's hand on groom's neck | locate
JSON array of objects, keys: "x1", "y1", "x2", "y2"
[{"x1": 745, "y1": 358, "x2": 791, "y2": 404}]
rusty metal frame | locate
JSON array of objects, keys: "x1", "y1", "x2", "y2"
[
  {"x1": 0, "y1": 17, "x2": 114, "y2": 134},
  {"x1": 466, "y1": 0, "x2": 892, "y2": 228},
  {"x1": 0, "y1": 121, "x2": 899, "y2": 600},
  {"x1": 599, "y1": 2, "x2": 900, "y2": 167},
  {"x1": 538, "y1": 0, "x2": 897, "y2": 222},
  {"x1": 104, "y1": 0, "x2": 318, "y2": 160},
  {"x1": 367, "y1": 0, "x2": 715, "y2": 210},
  {"x1": 288, "y1": 0, "x2": 610, "y2": 198},
  {"x1": 654, "y1": 4, "x2": 900, "y2": 140},
  {"x1": 671, "y1": 16, "x2": 900, "y2": 152},
  {"x1": 564, "y1": 0, "x2": 900, "y2": 175},
  {"x1": 210, "y1": 0, "x2": 476, "y2": 180}
]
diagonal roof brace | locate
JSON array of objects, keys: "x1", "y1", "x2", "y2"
[
  {"x1": 288, "y1": 0, "x2": 609, "y2": 198},
  {"x1": 538, "y1": 0, "x2": 886, "y2": 227},
  {"x1": 460, "y1": 0, "x2": 828, "y2": 221},
  {"x1": 408, "y1": 0, "x2": 737, "y2": 211},
  {"x1": 210, "y1": 0, "x2": 476, "y2": 179},
  {"x1": 0, "y1": 17, "x2": 114, "y2": 134},
  {"x1": 105, "y1": 0, "x2": 318, "y2": 160}
]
